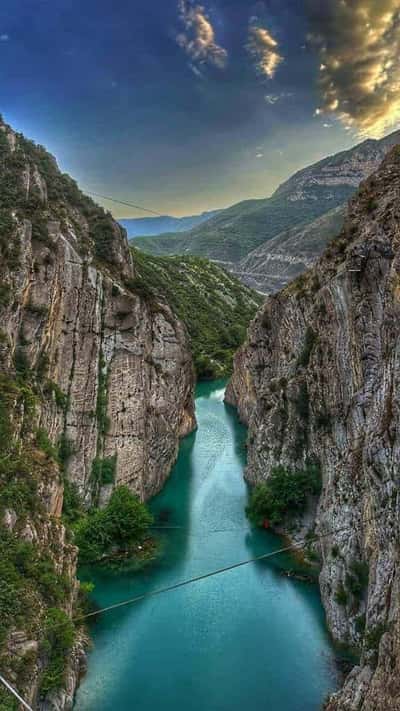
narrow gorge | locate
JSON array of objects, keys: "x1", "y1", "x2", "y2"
[
  {"x1": 227, "y1": 147, "x2": 400, "y2": 710},
  {"x1": 1, "y1": 117, "x2": 400, "y2": 711}
]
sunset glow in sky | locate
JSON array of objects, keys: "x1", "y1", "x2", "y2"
[{"x1": 2, "y1": 0, "x2": 400, "y2": 216}]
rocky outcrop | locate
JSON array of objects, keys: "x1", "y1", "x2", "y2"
[
  {"x1": 227, "y1": 147, "x2": 400, "y2": 709},
  {"x1": 0, "y1": 118, "x2": 196, "y2": 707}
]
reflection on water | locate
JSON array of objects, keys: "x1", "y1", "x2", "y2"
[{"x1": 74, "y1": 380, "x2": 341, "y2": 711}]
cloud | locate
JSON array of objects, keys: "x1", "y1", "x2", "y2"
[
  {"x1": 0, "y1": 34, "x2": 9, "y2": 42},
  {"x1": 305, "y1": 0, "x2": 400, "y2": 137},
  {"x1": 246, "y1": 22, "x2": 283, "y2": 79},
  {"x1": 176, "y1": 1, "x2": 227, "y2": 70}
]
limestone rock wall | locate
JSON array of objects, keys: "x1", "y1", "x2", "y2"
[
  {"x1": 0, "y1": 118, "x2": 196, "y2": 709},
  {"x1": 227, "y1": 147, "x2": 400, "y2": 710},
  {"x1": 1, "y1": 120, "x2": 196, "y2": 504}
]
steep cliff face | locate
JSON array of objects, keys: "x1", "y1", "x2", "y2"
[
  {"x1": 0, "y1": 117, "x2": 196, "y2": 708},
  {"x1": 0, "y1": 118, "x2": 195, "y2": 504},
  {"x1": 227, "y1": 147, "x2": 400, "y2": 710}
]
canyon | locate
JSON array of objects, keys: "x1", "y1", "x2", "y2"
[{"x1": 1, "y1": 110, "x2": 400, "y2": 711}]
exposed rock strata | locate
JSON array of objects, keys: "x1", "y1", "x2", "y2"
[
  {"x1": 227, "y1": 147, "x2": 400, "y2": 710},
  {"x1": 0, "y1": 118, "x2": 196, "y2": 708}
]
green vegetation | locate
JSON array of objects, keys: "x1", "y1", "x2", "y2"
[
  {"x1": 0, "y1": 370, "x2": 81, "y2": 699},
  {"x1": 335, "y1": 584, "x2": 349, "y2": 606},
  {"x1": 0, "y1": 120, "x2": 125, "y2": 273},
  {"x1": 36, "y1": 427, "x2": 59, "y2": 460},
  {"x1": 346, "y1": 561, "x2": 369, "y2": 600},
  {"x1": 74, "y1": 486, "x2": 153, "y2": 564},
  {"x1": 295, "y1": 382, "x2": 310, "y2": 421},
  {"x1": 62, "y1": 479, "x2": 85, "y2": 525},
  {"x1": 131, "y1": 249, "x2": 262, "y2": 379},
  {"x1": 96, "y1": 353, "x2": 110, "y2": 435},
  {"x1": 58, "y1": 434, "x2": 76, "y2": 468},
  {"x1": 134, "y1": 184, "x2": 354, "y2": 264},
  {"x1": 246, "y1": 463, "x2": 322, "y2": 527},
  {"x1": 91, "y1": 455, "x2": 117, "y2": 485},
  {"x1": 365, "y1": 623, "x2": 386, "y2": 655},
  {"x1": 355, "y1": 613, "x2": 366, "y2": 635},
  {"x1": 40, "y1": 608, "x2": 76, "y2": 696},
  {"x1": 0, "y1": 527, "x2": 71, "y2": 644}
]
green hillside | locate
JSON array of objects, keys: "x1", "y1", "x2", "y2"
[
  {"x1": 131, "y1": 248, "x2": 263, "y2": 379},
  {"x1": 135, "y1": 131, "x2": 400, "y2": 265}
]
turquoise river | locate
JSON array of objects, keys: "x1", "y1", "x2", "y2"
[{"x1": 74, "y1": 380, "x2": 343, "y2": 711}]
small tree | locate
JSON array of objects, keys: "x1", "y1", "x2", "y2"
[
  {"x1": 74, "y1": 486, "x2": 153, "y2": 564},
  {"x1": 246, "y1": 464, "x2": 321, "y2": 527}
]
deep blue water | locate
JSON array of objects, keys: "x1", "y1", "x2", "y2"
[{"x1": 74, "y1": 380, "x2": 341, "y2": 711}]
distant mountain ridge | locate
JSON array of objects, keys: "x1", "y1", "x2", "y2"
[
  {"x1": 135, "y1": 130, "x2": 400, "y2": 291},
  {"x1": 120, "y1": 209, "x2": 220, "y2": 238}
]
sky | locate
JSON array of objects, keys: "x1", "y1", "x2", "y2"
[{"x1": 1, "y1": 0, "x2": 400, "y2": 217}]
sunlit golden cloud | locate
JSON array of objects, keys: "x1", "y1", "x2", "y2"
[
  {"x1": 176, "y1": 0, "x2": 228, "y2": 70},
  {"x1": 246, "y1": 22, "x2": 283, "y2": 79},
  {"x1": 306, "y1": 0, "x2": 400, "y2": 137}
]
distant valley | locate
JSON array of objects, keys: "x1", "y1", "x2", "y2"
[
  {"x1": 119, "y1": 209, "x2": 220, "y2": 239},
  {"x1": 135, "y1": 130, "x2": 400, "y2": 292}
]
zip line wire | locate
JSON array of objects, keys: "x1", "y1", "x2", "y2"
[
  {"x1": 0, "y1": 674, "x2": 34, "y2": 711},
  {"x1": 72, "y1": 510, "x2": 383, "y2": 625},
  {"x1": 0, "y1": 510, "x2": 387, "y2": 710},
  {"x1": 86, "y1": 191, "x2": 165, "y2": 217}
]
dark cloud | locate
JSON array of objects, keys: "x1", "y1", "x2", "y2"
[{"x1": 306, "y1": 0, "x2": 400, "y2": 136}]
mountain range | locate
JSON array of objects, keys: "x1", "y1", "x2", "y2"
[
  {"x1": 119, "y1": 210, "x2": 220, "y2": 239},
  {"x1": 135, "y1": 130, "x2": 400, "y2": 292}
]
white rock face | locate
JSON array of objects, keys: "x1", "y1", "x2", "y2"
[{"x1": 227, "y1": 147, "x2": 400, "y2": 710}]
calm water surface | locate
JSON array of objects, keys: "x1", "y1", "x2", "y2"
[{"x1": 74, "y1": 380, "x2": 341, "y2": 711}]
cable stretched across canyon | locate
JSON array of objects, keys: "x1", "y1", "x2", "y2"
[
  {"x1": 0, "y1": 510, "x2": 390, "y2": 710},
  {"x1": 86, "y1": 191, "x2": 165, "y2": 216},
  {"x1": 74, "y1": 509, "x2": 386, "y2": 623}
]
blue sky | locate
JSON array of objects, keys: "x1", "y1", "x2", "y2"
[{"x1": 1, "y1": 1, "x2": 399, "y2": 216}]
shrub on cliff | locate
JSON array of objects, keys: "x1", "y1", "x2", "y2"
[
  {"x1": 75, "y1": 485, "x2": 153, "y2": 564},
  {"x1": 246, "y1": 464, "x2": 321, "y2": 527},
  {"x1": 39, "y1": 608, "x2": 76, "y2": 696}
]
